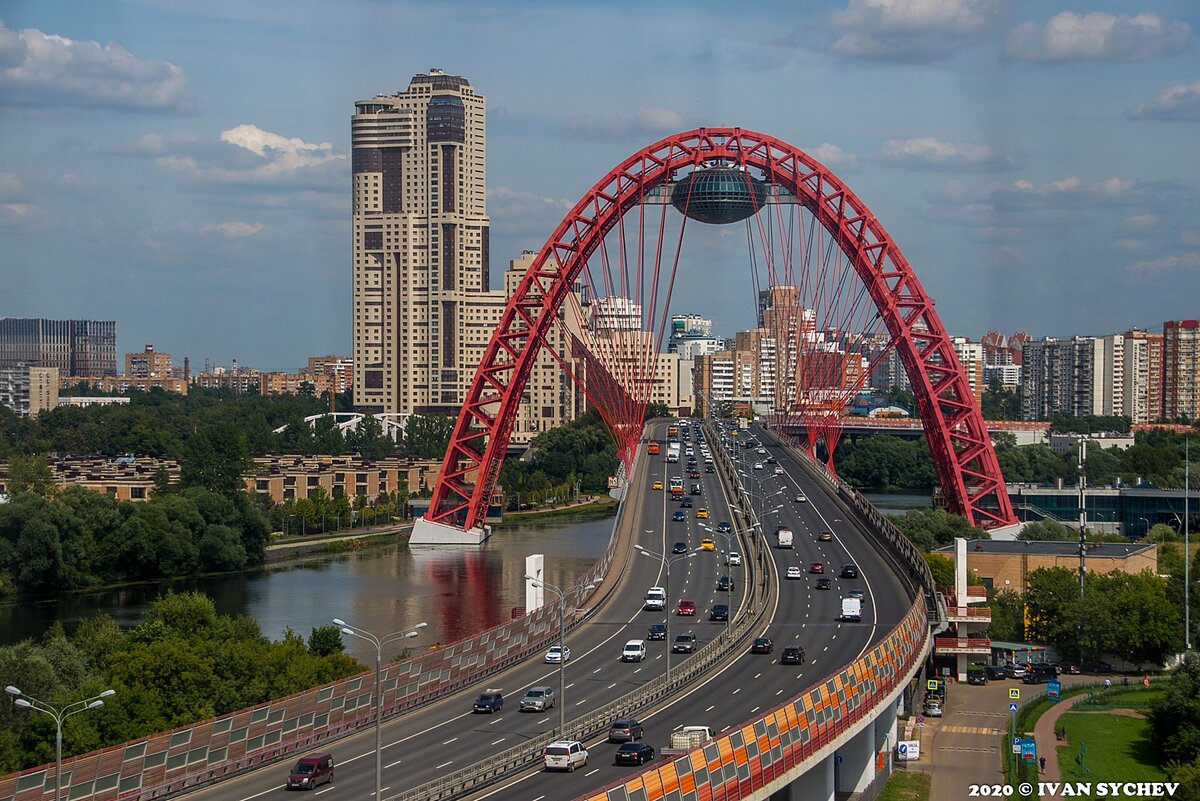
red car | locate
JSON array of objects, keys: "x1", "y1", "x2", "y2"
[
  {"x1": 809, "y1": 562, "x2": 825, "y2": 574},
  {"x1": 676, "y1": 599, "x2": 697, "y2": 616}
]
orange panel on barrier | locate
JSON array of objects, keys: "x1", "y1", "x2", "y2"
[
  {"x1": 679, "y1": 769, "x2": 697, "y2": 795},
  {"x1": 659, "y1": 762, "x2": 681, "y2": 795},
  {"x1": 717, "y1": 738, "x2": 734, "y2": 762},
  {"x1": 690, "y1": 749, "x2": 707, "y2": 773},
  {"x1": 642, "y1": 768, "x2": 665, "y2": 797}
]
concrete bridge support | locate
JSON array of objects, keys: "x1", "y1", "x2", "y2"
[{"x1": 771, "y1": 752, "x2": 834, "y2": 801}]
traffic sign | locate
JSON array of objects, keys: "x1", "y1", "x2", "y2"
[
  {"x1": 1009, "y1": 688, "x2": 1020, "y2": 699},
  {"x1": 1008, "y1": 703, "x2": 1019, "y2": 712},
  {"x1": 927, "y1": 679, "x2": 939, "y2": 691},
  {"x1": 835, "y1": 755, "x2": 843, "y2": 765}
]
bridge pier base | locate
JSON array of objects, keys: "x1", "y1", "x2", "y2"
[
  {"x1": 410, "y1": 517, "x2": 490, "y2": 545},
  {"x1": 772, "y1": 752, "x2": 834, "y2": 801},
  {"x1": 836, "y1": 717, "x2": 875, "y2": 794}
]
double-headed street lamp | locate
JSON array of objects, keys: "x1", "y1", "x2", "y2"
[
  {"x1": 6, "y1": 686, "x2": 115, "y2": 801},
  {"x1": 523, "y1": 575, "x2": 596, "y2": 736},
  {"x1": 332, "y1": 618, "x2": 427, "y2": 801},
  {"x1": 634, "y1": 544, "x2": 698, "y2": 683}
]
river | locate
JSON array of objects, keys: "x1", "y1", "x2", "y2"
[{"x1": 0, "y1": 512, "x2": 616, "y2": 665}]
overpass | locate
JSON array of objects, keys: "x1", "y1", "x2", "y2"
[{"x1": 0, "y1": 422, "x2": 937, "y2": 801}]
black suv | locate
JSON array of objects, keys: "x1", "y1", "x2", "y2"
[
  {"x1": 780, "y1": 646, "x2": 805, "y2": 665},
  {"x1": 1022, "y1": 664, "x2": 1058, "y2": 684},
  {"x1": 607, "y1": 719, "x2": 645, "y2": 742},
  {"x1": 709, "y1": 603, "x2": 729, "y2": 621},
  {"x1": 751, "y1": 636, "x2": 774, "y2": 654},
  {"x1": 716, "y1": 575, "x2": 735, "y2": 591},
  {"x1": 647, "y1": 623, "x2": 667, "y2": 640},
  {"x1": 840, "y1": 564, "x2": 859, "y2": 579},
  {"x1": 672, "y1": 632, "x2": 698, "y2": 653}
]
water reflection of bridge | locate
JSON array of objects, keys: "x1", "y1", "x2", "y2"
[{"x1": 778, "y1": 417, "x2": 1050, "y2": 445}]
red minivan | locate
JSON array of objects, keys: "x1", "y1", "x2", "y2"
[{"x1": 287, "y1": 753, "x2": 334, "y2": 790}]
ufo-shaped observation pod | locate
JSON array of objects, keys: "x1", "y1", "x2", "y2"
[{"x1": 670, "y1": 166, "x2": 768, "y2": 225}]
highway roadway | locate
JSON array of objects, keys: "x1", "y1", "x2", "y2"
[{"x1": 179, "y1": 421, "x2": 916, "y2": 801}]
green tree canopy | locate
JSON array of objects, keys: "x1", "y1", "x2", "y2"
[{"x1": 888, "y1": 508, "x2": 989, "y2": 552}]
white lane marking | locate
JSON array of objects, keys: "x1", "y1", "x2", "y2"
[
  {"x1": 585, "y1": 768, "x2": 600, "y2": 776},
  {"x1": 754, "y1": 672, "x2": 761, "y2": 679},
  {"x1": 537, "y1": 717, "x2": 549, "y2": 724},
  {"x1": 384, "y1": 757, "x2": 403, "y2": 768},
  {"x1": 489, "y1": 717, "x2": 502, "y2": 724},
  {"x1": 751, "y1": 706, "x2": 760, "y2": 714},
  {"x1": 633, "y1": 668, "x2": 642, "y2": 674},
  {"x1": 491, "y1": 738, "x2": 506, "y2": 746},
  {"x1": 592, "y1": 668, "x2": 602, "y2": 674},
  {"x1": 574, "y1": 699, "x2": 588, "y2": 705},
  {"x1": 705, "y1": 704, "x2": 716, "y2": 712},
  {"x1": 565, "y1": 683, "x2": 575, "y2": 689},
  {"x1": 776, "y1": 689, "x2": 784, "y2": 695},
  {"x1": 313, "y1": 786, "x2": 336, "y2": 796},
  {"x1": 442, "y1": 737, "x2": 458, "y2": 745},
  {"x1": 436, "y1": 761, "x2": 453, "y2": 769},
  {"x1": 608, "y1": 683, "x2": 618, "y2": 689},
  {"x1": 732, "y1": 688, "x2": 741, "y2": 695}
]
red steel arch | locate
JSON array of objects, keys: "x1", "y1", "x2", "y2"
[{"x1": 426, "y1": 128, "x2": 1016, "y2": 531}]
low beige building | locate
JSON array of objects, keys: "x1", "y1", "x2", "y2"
[
  {"x1": 244, "y1": 455, "x2": 441, "y2": 502},
  {"x1": 933, "y1": 539, "x2": 1158, "y2": 594}
]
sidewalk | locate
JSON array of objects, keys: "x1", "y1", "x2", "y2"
[{"x1": 1032, "y1": 693, "x2": 1087, "y2": 789}]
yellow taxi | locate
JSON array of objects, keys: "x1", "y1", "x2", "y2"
[
  {"x1": 652, "y1": 480, "x2": 664, "y2": 491},
  {"x1": 696, "y1": 508, "x2": 709, "y2": 519},
  {"x1": 700, "y1": 538, "x2": 716, "y2": 551}
]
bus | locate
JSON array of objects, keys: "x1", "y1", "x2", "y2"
[
  {"x1": 666, "y1": 424, "x2": 679, "y2": 438},
  {"x1": 648, "y1": 441, "x2": 661, "y2": 455}
]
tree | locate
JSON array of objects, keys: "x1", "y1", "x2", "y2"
[
  {"x1": 1150, "y1": 652, "x2": 1200, "y2": 766},
  {"x1": 307, "y1": 625, "x2": 346, "y2": 657},
  {"x1": 346, "y1": 414, "x2": 394, "y2": 460},
  {"x1": 923, "y1": 553, "x2": 955, "y2": 586},
  {"x1": 981, "y1": 378, "x2": 1021, "y2": 421},
  {"x1": 402, "y1": 415, "x2": 455, "y2": 458},
  {"x1": 180, "y1": 424, "x2": 250, "y2": 496},
  {"x1": 888, "y1": 508, "x2": 989, "y2": 551},
  {"x1": 988, "y1": 589, "x2": 1025, "y2": 642},
  {"x1": 1018, "y1": 519, "x2": 1074, "y2": 541},
  {"x1": 6, "y1": 455, "x2": 57, "y2": 497}
]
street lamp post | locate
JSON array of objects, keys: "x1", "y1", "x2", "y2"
[
  {"x1": 522, "y1": 576, "x2": 594, "y2": 735},
  {"x1": 332, "y1": 618, "x2": 427, "y2": 801},
  {"x1": 1139, "y1": 517, "x2": 1150, "y2": 537},
  {"x1": 635, "y1": 544, "x2": 697, "y2": 683},
  {"x1": 6, "y1": 686, "x2": 115, "y2": 801}
]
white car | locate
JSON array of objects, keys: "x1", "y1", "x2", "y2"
[
  {"x1": 727, "y1": 551, "x2": 742, "y2": 566},
  {"x1": 756, "y1": 448, "x2": 767, "y2": 455},
  {"x1": 544, "y1": 740, "x2": 589, "y2": 771},
  {"x1": 544, "y1": 645, "x2": 571, "y2": 663},
  {"x1": 774, "y1": 466, "x2": 785, "y2": 475},
  {"x1": 786, "y1": 566, "x2": 803, "y2": 579},
  {"x1": 754, "y1": 462, "x2": 764, "y2": 470},
  {"x1": 621, "y1": 639, "x2": 647, "y2": 662},
  {"x1": 795, "y1": 493, "x2": 807, "y2": 502}
]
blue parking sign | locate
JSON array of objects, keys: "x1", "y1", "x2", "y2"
[{"x1": 1047, "y1": 679, "x2": 1061, "y2": 700}]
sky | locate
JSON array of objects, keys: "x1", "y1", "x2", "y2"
[{"x1": 1, "y1": 0, "x2": 1198, "y2": 370}]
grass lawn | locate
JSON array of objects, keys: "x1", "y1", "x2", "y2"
[
  {"x1": 1055, "y1": 713, "x2": 1165, "y2": 784},
  {"x1": 876, "y1": 770, "x2": 931, "y2": 801}
]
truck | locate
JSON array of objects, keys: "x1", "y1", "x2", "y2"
[
  {"x1": 648, "y1": 441, "x2": 661, "y2": 455},
  {"x1": 663, "y1": 725, "x2": 715, "y2": 756},
  {"x1": 841, "y1": 597, "x2": 862, "y2": 622},
  {"x1": 666, "y1": 442, "x2": 680, "y2": 463},
  {"x1": 776, "y1": 528, "x2": 794, "y2": 548}
]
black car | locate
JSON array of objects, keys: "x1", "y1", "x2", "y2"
[
  {"x1": 751, "y1": 636, "x2": 774, "y2": 654},
  {"x1": 608, "y1": 718, "x2": 644, "y2": 742},
  {"x1": 709, "y1": 603, "x2": 729, "y2": 621},
  {"x1": 966, "y1": 668, "x2": 988, "y2": 685},
  {"x1": 984, "y1": 664, "x2": 1008, "y2": 680},
  {"x1": 614, "y1": 741, "x2": 656, "y2": 766},
  {"x1": 716, "y1": 575, "x2": 735, "y2": 591},
  {"x1": 840, "y1": 564, "x2": 859, "y2": 579},
  {"x1": 673, "y1": 541, "x2": 688, "y2": 554},
  {"x1": 647, "y1": 623, "x2": 667, "y2": 640},
  {"x1": 716, "y1": 521, "x2": 732, "y2": 533},
  {"x1": 705, "y1": 465, "x2": 715, "y2": 473},
  {"x1": 780, "y1": 646, "x2": 806, "y2": 665},
  {"x1": 1082, "y1": 660, "x2": 1114, "y2": 674},
  {"x1": 679, "y1": 497, "x2": 693, "y2": 508},
  {"x1": 816, "y1": 578, "x2": 832, "y2": 590},
  {"x1": 1022, "y1": 664, "x2": 1058, "y2": 684},
  {"x1": 672, "y1": 632, "x2": 698, "y2": 653}
]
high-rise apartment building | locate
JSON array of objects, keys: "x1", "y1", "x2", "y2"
[
  {"x1": 0, "y1": 318, "x2": 116, "y2": 377},
  {"x1": 351, "y1": 70, "x2": 489, "y2": 416},
  {"x1": 1163, "y1": 320, "x2": 1200, "y2": 422},
  {"x1": 125, "y1": 344, "x2": 173, "y2": 378},
  {"x1": 951, "y1": 337, "x2": 985, "y2": 407},
  {"x1": 1021, "y1": 336, "x2": 1099, "y2": 420},
  {"x1": 0, "y1": 365, "x2": 59, "y2": 416},
  {"x1": 1126, "y1": 329, "x2": 1163, "y2": 423}
]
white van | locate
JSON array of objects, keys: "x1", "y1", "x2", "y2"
[
  {"x1": 621, "y1": 639, "x2": 647, "y2": 662},
  {"x1": 644, "y1": 587, "x2": 666, "y2": 610},
  {"x1": 544, "y1": 740, "x2": 589, "y2": 771}
]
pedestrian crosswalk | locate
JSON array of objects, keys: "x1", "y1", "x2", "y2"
[
  {"x1": 940, "y1": 746, "x2": 998, "y2": 753},
  {"x1": 940, "y1": 724, "x2": 1003, "y2": 735}
]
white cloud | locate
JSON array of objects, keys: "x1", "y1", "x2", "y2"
[
  {"x1": 1182, "y1": 231, "x2": 1200, "y2": 247},
  {"x1": 807, "y1": 143, "x2": 859, "y2": 170},
  {"x1": 1123, "y1": 214, "x2": 1158, "y2": 230},
  {"x1": 0, "y1": 19, "x2": 193, "y2": 112},
  {"x1": 1128, "y1": 252, "x2": 1200, "y2": 274},
  {"x1": 152, "y1": 123, "x2": 346, "y2": 185},
  {"x1": 0, "y1": 202, "x2": 43, "y2": 227},
  {"x1": 1126, "y1": 80, "x2": 1200, "y2": 121},
  {"x1": 830, "y1": 0, "x2": 1006, "y2": 62},
  {"x1": 561, "y1": 107, "x2": 687, "y2": 139},
  {"x1": 880, "y1": 137, "x2": 1021, "y2": 169},
  {"x1": 0, "y1": 171, "x2": 23, "y2": 200},
  {"x1": 1005, "y1": 12, "x2": 1192, "y2": 63},
  {"x1": 202, "y1": 222, "x2": 263, "y2": 237}
]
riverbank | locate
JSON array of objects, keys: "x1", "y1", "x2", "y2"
[
  {"x1": 264, "y1": 523, "x2": 411, "y2": 562},
  {"x1": 493, "y1": 494, "x2": 617, "y2": 525}
]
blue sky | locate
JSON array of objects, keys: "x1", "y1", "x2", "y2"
[{"x1": 1, "y1": 0, "x2": 1198, "y2": 370}]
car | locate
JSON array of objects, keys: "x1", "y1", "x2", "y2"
[
  {"x1": 816, "y1": 577, "x2": 832, "y2": 590},
  {"x1": 765, "y1": 456, "x2": 777, "y2": 464},
  {"x1": 1023, "y1": 664, "x2": 1058, "y2": 684},
  {"x1": 774, "y1": 466, "x2": 785, "y2": 475},
  {"x1": 673, "y1": 541, "x2": 688, "y2": 554},
  {"x1": 647, "y1": 622, "x2": 667, "y2": 640},
  {"x1": 701, "y1": 538, "x2": 716, "y2": 551},
  {"x1": 607, "y1": 718, "x2": 644, "y2": 742},
  {"x1": 726, "y1": 551, "x2": 742, "y2": 566},
  {"x1": 780, "y1": 646, "x2": 806, "y2": 665},
  {"x1": 710, "y1": 603, "x2": 729, "y2": 621},
  {"x1": 714, "y1": 520, "x2": 733, "y2": 534},
  {"x1": 984, "y1": 664, "x2": 1008, "y2": 680},
  {"x1": 521, "y1": 686, "x2": 556, "y2": 711},
  {"x1": 810, "y1": 562, "x2": 825, "y2": 574},
  {"x1": 840, "y1": 564, "x2": 859, "y2": 579},
  {"x1": 1082, "y1": 660, "x2": 1114, "y2": 674},
  {"x1": 544, "y1": 645, "x2": 571, "y2": 663},
  {"x1": 677, "y1": 599, "x2": 697, "y2": 616},
  {"x1": 614, "y1": 741, "x2": 656, "y2": 766},
  {"x1": 690, "y1": 483, "x2": 703, "y2": 495},
  {"x1": 751, "y1": 636, "x2": 774, "y2": 654},
  {"x1": 716, "y1": 575, "x2": 734, "y2": 591},
  {"x1": 688, "y1": 470, "x2": 701, "y2": 479},
  {"x1": 705, "y1": 465, "x2": 715, "y2": 473},
  {"x1": 672, "y1": 510, "x2": 686, "y2": 522},
  {"x1": 817, "y1": 531, "x2": 833, "y2": 542},
  {"x1": 679, "y1": 496, "x2": 693, "y2": 508},
  {"x1": 1006, "y1": 664, "x2": 1028, "y2": 680},
  {"x1": 644, "y1": 587, "x2": 666, "y2": 610},
  {"x1": 287, "y1": 753, "x2": 334, "y2": 790},
  {"x1": 754, "y1": 462, "x2": 764, "y2": 470},
  {"x1": 473, "y1": 691, "x2": 504, "y2": 713},
  {"x1": 922, "y1": 701, "x2": 943, "y2": 718},
  {"x1": 621, "y1": 640, "x2": 647, "y2": 662},
  {"x1": 696, "y1": 508, "x2": 709, "y2": 519},
  {"x1": 652, "y1": 481, "x2": 663, "y2": 491},
  {"x1": 756, "y1": 448, "x2": 767, "y2": 455},
  {"x1": 786, "y1": 566, "x2": 803, "y2": 579},
  {"x1": 544, "y1": 740, "x2": 589, "y2": 772},
  {"x1": 795, "y1": 493, "x2": 808, "y2": 503},
  {"x1": 966, "y1": 669, "x2": 988, "y2": 686},
  {"x1": 848, "y1": 588, "x2": 866, "y2": 600},
  {"x1": 672, "y1": 632, "x2": 698, "y2": 653}
]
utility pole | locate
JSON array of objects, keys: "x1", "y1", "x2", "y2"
[
  {"x1": 1187, "y1": 435, "x2": 1191, "y2": 651},
  {"x1": 1078, "y1": 437, "x2": 1088, "y2": 596}
]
